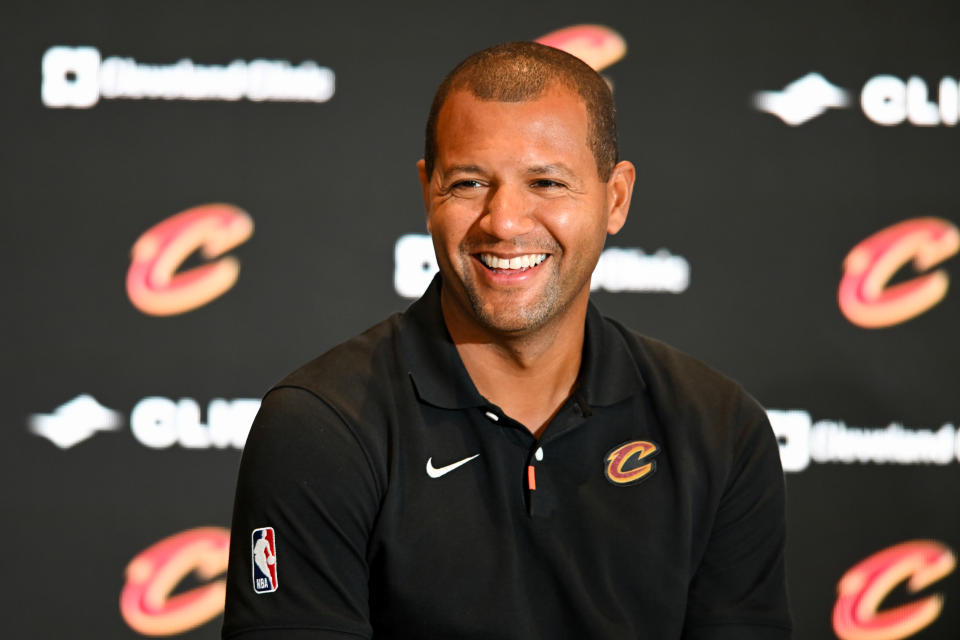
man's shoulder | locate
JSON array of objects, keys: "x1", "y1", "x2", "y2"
[
  {"x1": 273, "y1": 312, "x2": 405, "y2": 406},
  {"x1": 603, "y1": 316, "x2": 776, "y2": 482},
  {"x1": 603, "y1": 316, "x2": 761, "y2": 419}
]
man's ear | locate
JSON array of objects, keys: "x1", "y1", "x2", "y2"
[
  {"x1": 416, "y1": 159, "x2": 432, "y2": 232},
  {"x1": 605, "y1": 160, "x2": 635, "y2": 235}
]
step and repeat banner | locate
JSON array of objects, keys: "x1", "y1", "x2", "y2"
[{"x1": 3, "y1": 1, "x2": 959, "y2": 638}]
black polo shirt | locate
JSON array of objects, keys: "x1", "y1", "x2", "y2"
[{"x1": 223, "y1": 276, "x2": 791, "y2": 639}]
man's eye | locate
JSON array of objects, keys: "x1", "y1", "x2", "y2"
[
  {"x1": 452, "y1": 180, "x2": 483, "y2": 190},
  {"x1": 532, "y1": 179, "x2": 565, "y2": 189}
]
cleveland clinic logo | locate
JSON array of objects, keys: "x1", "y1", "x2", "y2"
[
  {"x1": 41, "y1": 46, "x2": 335, "y2": 108},
  {"x1": 754, "y1": 71, "x2": 960, "y2": 126},
  {"x1": 768, "y1": 408, "x2": 960, "y2": 474},
  {"x1": 29, "y1": 394, "x2": 259, "y2": 450}
]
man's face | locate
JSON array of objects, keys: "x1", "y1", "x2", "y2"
[{"x1": 418, "y1": 84, "x2": 633, "y2": 338}]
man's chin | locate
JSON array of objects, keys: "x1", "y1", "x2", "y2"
[{"x1": 469, "y1": 298, "x2": 556, "y2": 336}]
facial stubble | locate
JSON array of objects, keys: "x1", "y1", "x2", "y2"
[{"x1": 454, "y1": 239, "x2": 592, "y2": 336}]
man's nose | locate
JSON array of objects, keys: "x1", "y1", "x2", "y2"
[{"x1": 481, "y1": 183, "x2": 536, "y2": 239}]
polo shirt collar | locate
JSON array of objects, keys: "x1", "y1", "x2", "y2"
[
  {"x1": 398, "y1": 274, "x2": 645, "y2": 411},
  {"x1": 399, "y1": 275, "x2": 486, "y2": 409},
  {"x1": 579, "y1": 300, "x2": 647, "y2": 406}
]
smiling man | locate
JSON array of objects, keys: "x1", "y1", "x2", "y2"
[{"x1": 224, "y1": 42, "x2": 791, "y2": 639}]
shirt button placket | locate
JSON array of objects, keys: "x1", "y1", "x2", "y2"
[{"x1": 526, "y1": 444, "x2": 547, "y2": 517}]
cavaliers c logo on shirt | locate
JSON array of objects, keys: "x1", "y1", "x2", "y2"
[{"x1": 604, "y1": 440, "x2": 660, "y2": 486}]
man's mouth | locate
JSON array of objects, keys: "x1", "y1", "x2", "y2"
[{"x1": 478, "y1": 253, "x2": 548, "y2": 272}]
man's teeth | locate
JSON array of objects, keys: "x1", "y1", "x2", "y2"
[{"x1": 480, "y1": 253, "x2": 548, "y2": 270}]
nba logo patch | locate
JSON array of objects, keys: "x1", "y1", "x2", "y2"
[{"x1": 251, "y1": 527, "x2": 278, "y2": 593}]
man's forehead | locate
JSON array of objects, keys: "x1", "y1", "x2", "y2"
[
  {"x1": 440, "y1": 82, "x2": 587, "y2": 117},
  {"x1": 435, "y1": 86, "x2": 591, "y2": 150},
  {"x1": 430, "y1": 89, "x2": 598, "y2": 183}
]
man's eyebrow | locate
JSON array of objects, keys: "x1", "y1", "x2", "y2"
[
  {"x1": 440, "y1": 164, "x2": 487, "y2": 178},
  {"x1": 438, "y1": 163, "x2": 581, "y2": 182},
  {"x1": 527, "y1": 164, "x2": 576, "y2": 178}
]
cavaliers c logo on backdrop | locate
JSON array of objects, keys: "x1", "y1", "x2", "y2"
[
  {"x1": 119, "y1": 527, "x2": 230, "y2": 636},
  {"x1": 126, "y1": 203, "x2": 254, "y2": 316},
  {"x1": 832, "y1": 539, "x2": 956, "y2": 640},
  {"x1": 534, "y1": 24, "x2": 626, "y2": 73},
  {"x1": 838, "y1": 217, "x2": 959, "y2": 328},
  {"x1": 604, "y1": 440, "x2": 660, "y2": 486}
]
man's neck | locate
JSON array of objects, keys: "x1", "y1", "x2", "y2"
[{"x1": 440, "y1": 291, "x2": 587, "y2": 437}]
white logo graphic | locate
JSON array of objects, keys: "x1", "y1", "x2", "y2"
[
  {"x1": 29, "y1": 394, "x2": 123, "y2": 449},
  {"x1": 42, "y1": 46, "x2": 335, "y2": 109},
  {"x1": 756, "y1": 72, "x2": 960, "y2": 127},
  {"x1": 29, "y1": 395, "x2": 260, "y2": 449},
  {"x1": 861, "y1": 75, "x2": 959, "y2": 126},
  {"x1": 753, "y1": 72, "x2": 851, "y2": 126},
  {"x1": 393, "y1": 233, "x2": 690, "y2": 298},
  {"x1": 768, "y1": 409, "x2": 958, "y2": 473},
  {"x1": 395, "y1": 234, "x2": 439, "y2": 298},
  {"x1": 589, "y1": 247, "x2": 689, "y2": 293},
  {"x1": 42, "y1": 46, "x2": 101, "y2": 108},
  {"x1": 426, "y1": 454, "x2": 480, "y2": 478},
  {"x1": 130, "y1": 397, "x2": 260, "y2": 449}
]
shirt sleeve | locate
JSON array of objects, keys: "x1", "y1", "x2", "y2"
[
  {"x1": 682, "y1": 392, "x2": 792, "y2": 639},
  {"x1": 222, "y1": 386, "x2": 382, "y2": 639}
]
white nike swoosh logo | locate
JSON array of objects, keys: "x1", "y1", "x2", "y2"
[{"x1": 425, "y1": 454, "x2": 480, "y2": 478}]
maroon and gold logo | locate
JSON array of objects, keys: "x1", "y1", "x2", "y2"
[
  {"x1": 838, "y1": 217, "x2": 959, "y2": 328},
  {"x1": 535, "y1": 25, "x2": 627, "y2": 73},
  {"x1": 604, "y1": 440, "x2": 660, "y2": 486},
  {"x1": 126, "y1": 203, "x2": 254, "y2": 317},
  {"x1": 120, "y1": 527, "x2": 230, "y2": 636},
  {"x1": 832, "y1": 539, "x2": 956, "y2": 640}
]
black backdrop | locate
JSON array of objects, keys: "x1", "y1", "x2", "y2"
[{"x1": 3, "y1": 1, "x2": 959, "y2": 638}]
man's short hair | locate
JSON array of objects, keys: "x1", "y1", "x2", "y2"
[{"x1": 424, "y1": 41, "x2": 619, "y2": 181}]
